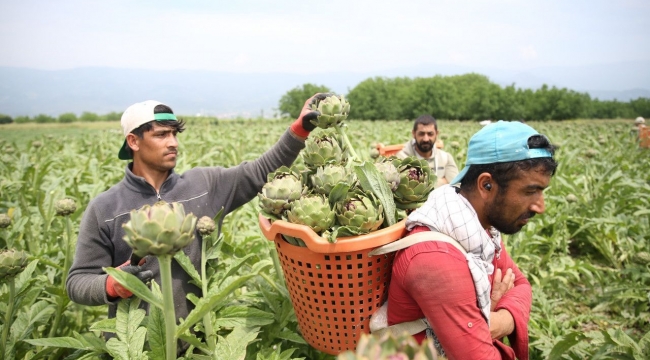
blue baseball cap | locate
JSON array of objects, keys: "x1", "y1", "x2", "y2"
[{"x1": 451, "y1": 120, "x2": 553, "y2": 185}]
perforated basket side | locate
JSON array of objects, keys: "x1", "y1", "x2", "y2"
[{"x1": 274, "y1": 237, "x2": 395, "y2": 355}]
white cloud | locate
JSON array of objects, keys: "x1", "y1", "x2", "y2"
[{"x1": 520, "y1": 46, "x2": 538, "y2": 60}]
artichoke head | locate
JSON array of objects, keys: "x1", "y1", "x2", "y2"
[
  {"x1": 55, "y1": 198, "x2": 77, "y2": 216},
  {"x1": 374, "y1": 159, "x2": 400, "y2": 191},
  {"x1": 0, "y1": 249, "x2": 28, "y2": 281},
  {"x1": 335, "y1": 192, "x2": 384, "y2": 235},
  {"x1": 286, "y1": 194, "x2": 335, "y2": 235},
  {"x1": 196, "y1": 216, "x2": 216, "y2": 236},
  {"x1": 258, "y1": 166, "x2": 304, "y2": 216},
  {"x1": 309, "y1": 94, "x2": 350, "y2": 129},
  {"x1": 0, "y1": 213, "x2": 11, "y2": 228},
  {"x1": 302, "y1": 130, "x2": 346, "y2": 168},
  {"x1": 310, "y1": 164, "x2": 354, "y2": 195},
  {"x1": 391, "y1": 157, "x2": 436, "y2": 208},
  {"x1": 337, "y1": 332, "x2": 439, "y2": 360},
  {"x1": 122, "y1": 202, "x2": 197, "y2": 257}
]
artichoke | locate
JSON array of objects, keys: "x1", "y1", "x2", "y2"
[
  {"x1": 0, "y1": 249, "x2": 28, "y2": 281},
  {"x1": 374, "y1": 159, "x2": 400, "y2": 191},
  {"x1": 565, "y1": 194, "x2": 578, "y2": 203},
  {"x1": 55, "y1": 198, "x2": 77, "y2": 216},
  {"x1": 309, "y1": 94, "x2": 350, "y2": 129},
  {"x1": 391, "y1": 157, "x2": 436, "y2": 209},
  {"x1": 302, "y1": 130, "x2": 346, "y2": 168},
  {"x1": 334, "y1": 192, "x2": 384, "y2": 236},
  {"x1": 122, "y1": 202, "x2": 197, "y2": 257},
  {"x1": 369, "y1": 147, "x2": 380, "y2": 159},
  {"x1": 0, "y1": 213, "x2": 11, "y2": 228},
  {"x1": 286, "y1": 194, "x2": 335, "y2": 235},
  {"x1": 196, "y1": 216, "x2": 216, "y2": 236},
  {"x1": 258, "y1": 166, "x2": 304, "y2": 216},
  {"x1": 310, "y1": 164, "x2": 354, "y2": 195},
  {"x1": 337, "y1": 332, "x2": 438, "y2": 360}
]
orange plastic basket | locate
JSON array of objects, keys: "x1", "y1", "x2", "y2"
[
  {"x1": 376, "y1": 143, "x2": 404, "y2": 157},
  {"x1": 259, "y1": 214, "x2": 407, "y2": 355}
]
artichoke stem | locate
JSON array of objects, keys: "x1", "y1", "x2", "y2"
[
  {"x1": 159, "y1": 254, "x2": 177, "y2": 360},
  {"x1": 201, "y1": 236, "x2": 216, "y2": 351},
  {"x1": 336, "y1": 124, "x2": 360, "y2": 164},
  {"x1": 49, "y1": 216, "x2": 73, "y2": 338},
  {"x1": 1, "y1": 278, "x2": 15, "y2": 358}
]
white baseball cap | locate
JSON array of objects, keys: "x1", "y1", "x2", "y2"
[
  {"x1": 635, "y1": 116, "x2": 646, "y2": 125},
  {"x1": 118, "y1": 100, "x2": 177, "y2": 160}
]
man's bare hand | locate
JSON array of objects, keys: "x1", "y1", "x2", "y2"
[{"x1": 490, "y1": 268, "x2": 514, "y2": 311}]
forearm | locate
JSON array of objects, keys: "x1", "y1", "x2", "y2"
[
  {"x1": 490, "y1": 309, "x2": 515, "y2": 339},
  {"x1": 66, "y1": 273, "x2": 113, "y2": 306}
]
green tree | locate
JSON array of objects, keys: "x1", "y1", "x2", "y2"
[
  {"x1": 58, "y1": 112, "x2": 78, "y2": 123},
  {"x1": 0, "y1": 114, "x2": 13, "y2": 124},
  {"x1": 80, "y1": 111, "x2": 99, "y2": 122},
  {"x1": 278, "y1": 83, "x2": 331, "y2": 119},
  {"x1": 13, "y1": 115, "x2": 31, "y2": 123},
  {"x1": 34, "y1": 114, "x2": 56, "y2": 123},
  {"x1": 101, "y1": 111, "x2": 123, "y2": 121}
]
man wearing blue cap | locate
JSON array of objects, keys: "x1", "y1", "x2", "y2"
[{"x1": 387, "y1": 121, "x2": 557, "y2": 359}]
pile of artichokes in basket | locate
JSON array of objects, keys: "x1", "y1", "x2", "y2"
[{"x1": 258, "y1": 94, "x2": 436, "y2": 245}]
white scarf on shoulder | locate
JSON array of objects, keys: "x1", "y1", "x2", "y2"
[{"x1": 406, "y1": 184, "x2": 502, "y2": 323}]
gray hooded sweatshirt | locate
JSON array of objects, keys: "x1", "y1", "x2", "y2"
[{"x1": 66, "y1": 129, "x2": 304, "y2": 322}]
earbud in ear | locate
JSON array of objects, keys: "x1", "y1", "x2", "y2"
[{"x1": 484, "y1": 183, "x2": 492, "y2": 190}]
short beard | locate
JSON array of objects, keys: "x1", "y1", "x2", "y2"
[
  {"x1": 485, "y1": 192, "x2": 535, "y2": 235},
  {"x1": 416, "y1": 140, "x2": 433, "y2": 153}
]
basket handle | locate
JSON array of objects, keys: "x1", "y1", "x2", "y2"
[{"x1": 258, "y1": 214, "x2": 407, "y2": 254}]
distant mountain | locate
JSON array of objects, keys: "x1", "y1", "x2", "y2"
[{"x1": 1, "y1": 60, "x2": 648, "y2": 118}]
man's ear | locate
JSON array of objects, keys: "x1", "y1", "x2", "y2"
[
  {"x1": 477, "y1": 173, "x2": 495, "y2": 200},
  {"x1": 125, "y1": 133, "x2": 140, "y2": 154}
]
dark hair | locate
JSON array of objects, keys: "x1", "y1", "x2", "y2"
[
  {"x1": 460, "y1": 135, "x2": 558, "y2": 192},
  {"x1": 413, "y1": 114, "x2": 438, "y2": 132},
  {"x1": 126, "y1": 104, "x2": 186, "y2": 157}
]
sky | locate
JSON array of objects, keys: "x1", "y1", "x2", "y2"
[{"x1": 1, "y1": 0, "x2": 648, "y2": 75}]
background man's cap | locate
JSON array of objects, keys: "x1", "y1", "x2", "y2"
[
  {"x1": 118, "y1": 100, "x2": 177, "y2": 160},
  {"x1": 635, "y1": 116, "x2": 645, "y2": 125},
  {"x1": 451, "y1": 120, "x2": 553, "y2": 185}
]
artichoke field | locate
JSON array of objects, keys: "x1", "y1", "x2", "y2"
[
  {"x1": 0, "y1": 118, "x2": 649, "y2": 360},
  {"x1": 258, "y1": 95, "x2": 436, "y2": 243}
]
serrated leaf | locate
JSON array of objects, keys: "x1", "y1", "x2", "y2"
[
  {"x1": 105, "y1": 337, "x2": 128, "y2": 360},
  {"x1": 104, "y1": 267, "x2": 163, "y2": 310},
  {"x1": 147, "y1": 282, "x2": 166, "y2": 360},
  {"x1": 214, "y1": 306, "x2": 275, "y2": 328},
  {"x1": 176, "y1": 272, "x2": 259, "y2": 337},
  {"x1": 174, "y1": 251, "x2": 202, "y2": 287},
  {"x1": 23, "y1": 337, "x2": 89, "y2": 350},
  {"x1": 276, "y1": 329, "x2": 307, "y2": 345},
  {"x1": 354, "y1": 161, "x2": 396, "y2": 226},
  {"x1": 214, "y1": 326, "x2": 260, "y2": 360},
  {"x1": 217, "y1": 253, "x2": 257, "y2": 287},
  {"x1": 90, "y1": 317, "x2": 117, "y2": 333},
  {"x1": 548, "y1": 331, "x2": 587, "y2": 360}
]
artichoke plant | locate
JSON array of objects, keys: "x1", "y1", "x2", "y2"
[
  {"x1": 309, "y1": 94, "x2": 350, "y2": 129},
  {"x1": 302, "y1": 130, "x2": 346, "y2": 168},
  {"x1": 337, "y1": 332, "x2": 439, "y2": 360},
  {"x1": 286, "y1": 194, "x2": 335, "y2": 235},
  {"x1": 374, "y1": 158, "x2": 400, "y2": 191},
  {"x1": 122, "y1": 202, "x2": 197, "y2": 257},
  {"x1": 310, "y1": 164, "x2": 354, "y2": 195},
  {"x1": 391, "y1": 157, "x2": 436, "y2": 209},
  {"x1": 258, "y1": 166, "x2": 303, "y2": 216},
  {"x1": 334, "y1": 192, "x2": 384, "y2": 236},
  {"x1": 0, "y1": 249, "x2": 28, "y2": 281}
]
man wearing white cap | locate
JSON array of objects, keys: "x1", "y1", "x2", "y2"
[
  {"x1": 386, "y1": 120, "x2": 557, "y2": 359},
  {"x1": 66, "y1": 95, "x2": 327, "y2": 348}
]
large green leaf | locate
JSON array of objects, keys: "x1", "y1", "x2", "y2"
[
  {"x1": 354, "y1": 161, "x2": 396, "y2": 226},
  {"x1": 174, "y1": 250, "x2": 202, "y2": 287},
  {"x1": 214, "y1": 326, "x2": 260, "y2": 360},
  {"x1": 104, "y1": 267, "x2": 163, "y2": 310},
  {"x1": 146, "y1": 282, "x2": 166, "y2": 360},
  {"x1": 214, "y1": 306, "x2": 275, "y2": 328}
]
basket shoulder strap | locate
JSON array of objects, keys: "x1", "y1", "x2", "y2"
[
  {"x1": 371, "y1": 318, "x2": 429, "y2": 338},
  {"x1": 368, "y1": 230, "x2": 467, "y2": 256}
]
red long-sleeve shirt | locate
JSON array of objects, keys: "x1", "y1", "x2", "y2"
[{"x1": 387, "y1": 226, "x2": 532, "y2": 360}]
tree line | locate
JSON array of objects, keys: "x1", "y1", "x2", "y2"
[
  {"x1": 279, "y1": 73, "x2": 650, "y2": 121},
  {"x1": 0, "y1": 111, "x2": 122, "y2": 124}
]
